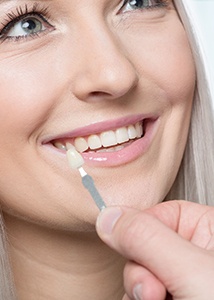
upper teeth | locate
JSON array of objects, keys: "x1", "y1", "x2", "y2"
[{"x1": 54, "y1": 122, "x2": 143, "y2": 152}]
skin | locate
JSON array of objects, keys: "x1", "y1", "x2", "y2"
[
  {"x1": 96, "y1": 201, "x2": 214, "y2": 300},
  {"x1": 0, "y1": 0, "x2": 195, "y2": 299}
]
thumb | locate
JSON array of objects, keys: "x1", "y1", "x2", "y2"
[{"x1": 96, "y1": 206, "x2": 208, "y2": 298}]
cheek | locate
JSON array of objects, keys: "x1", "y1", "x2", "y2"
[
  {"x1": 0, "y1": 56, "x2": 62, "y2": 198},
  {"x1": 121, "y1": 18, "x2": 196, "y2": 105},
  {"x1": 149, "y1": 39, "x2": 196, "y2": 106},
  {"x1": 0, "y1": 55, "x2": 63, "y2": 140},
  {"x1": 114, "y1": 18, "x2": 196, "y2": 202}
]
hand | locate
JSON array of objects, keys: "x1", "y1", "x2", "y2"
[{"x1": 96, "y1": 201, "x2": 214, "y2": 300}]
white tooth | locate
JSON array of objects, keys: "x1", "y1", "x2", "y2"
[
  {"x1": 100, "y1": 131, "x2": 117, "y2": 147},
  {"x1": 107, "y1": 147, "x2": 116, "y2": 152},
  {"x1": 115, "y1": 145, "x2": 125, "y2": 151},
  {"x1": 97, "y1": 145, "x2": 124, "y2": 153},
  {"x1": 135, "y1": 122, "x2": 143, "y2": 138},
  {"x1": 128, "y1": 125, "x2": 137, "y2": 139},
  {"x1": 88, "y1": 134, "x2": 102, "y2": 150},
  {"x1": 103, "y1": 147, "x2": 116, "y2": 152},
  {"x1": 139, "y1": 123, "x2": 143, "y2": 137},
  {"x1": 116, "y1": 127, "x2": 129, "y2": 144},
  {"x1": 96, "y1": 149, "x2": 106, "y2": 153},
  {"x1": 66, "y1": 142, "x2": 74, "y2": 150},
  {"x1": 74, "y1": 137, "x2": 88, "y2": 153},
  {"x1": 54, "y1": 142, "x2": 66, "y2": 150}
]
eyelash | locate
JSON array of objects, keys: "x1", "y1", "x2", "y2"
[
  {"x1": 0, "y1": 0, "x2": 169, "y2": 43},
  {"x1": 0, "y1": 3, "x2": 53, "y2": 42},
  {"x1": 120, "y1": 0, "x2": 169, "y2": 12}
]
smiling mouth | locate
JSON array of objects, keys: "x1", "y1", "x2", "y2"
[{"x1": 52, "y1": 120, "x2": 145, "y2": 153}]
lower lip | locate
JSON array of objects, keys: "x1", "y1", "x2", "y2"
[{"x1": 81, "y1": 118, "x2": 159, "y2": 167}]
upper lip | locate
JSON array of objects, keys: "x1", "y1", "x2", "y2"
[{"x1": 42, "y1": 114, "x2": 158, "y2": 144}]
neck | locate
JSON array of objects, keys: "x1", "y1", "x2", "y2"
[{"x1": 4, "y1": 213, "x2": 125, "y2": 300}]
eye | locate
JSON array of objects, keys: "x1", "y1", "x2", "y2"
[
  {"x1": 7, "y1": 16, "x2": 46, "y2": 38},
  {"x1": 121, "y1": 0, "x2": 168, "y2": 12},
  {"x1": 0, "y1": 4, "x2": 54, "y2": 42}
]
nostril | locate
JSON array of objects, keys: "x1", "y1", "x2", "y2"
[
  {"x1": 88, "y1": 91, "x2": 113, "y2": 101},
  {"x1": 90, "y1": 91, "x2": 111, "y2": 97}
]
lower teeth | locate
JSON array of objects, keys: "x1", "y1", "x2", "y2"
[
  {"x1": 96, "y1": 145, "x2": 124, "y2": 153},
  {"x1": 85, "y1": 140, "x2": 136, "y2": 153}
]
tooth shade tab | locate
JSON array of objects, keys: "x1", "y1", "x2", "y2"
[{"x1": 67, "y1": 147, "x2": 84, "y2": 169}]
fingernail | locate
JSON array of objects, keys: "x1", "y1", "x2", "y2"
[
  {"x1": 133, "y1": 284, "x2": 143, "y2": 300},
  {"x1": 96, "y1": 207, "x2": 122, "y2": 235}
]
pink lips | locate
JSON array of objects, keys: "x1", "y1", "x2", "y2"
[
  {"x1": 81, "y1": 118, "x2": 159, "y2": 167},
  {"x1": 43, "y1": 114, "x2": 159, "y2": 167}
]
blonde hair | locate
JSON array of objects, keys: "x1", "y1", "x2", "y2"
[
  {"x1": 0, "y1": 1, "x2": 213, "y2": 298},
  {"x1": 0, "y1": 214, "x2": 16, "y2": 299},
  {"x1": 167, "y1": 1, "x2": 214, "y2": 205}
]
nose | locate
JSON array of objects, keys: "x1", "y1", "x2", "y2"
[{"x1": 71, "y1": 23, "x2": 139, "y2": 102}]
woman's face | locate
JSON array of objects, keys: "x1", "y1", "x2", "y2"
[{"x1": 0, "y1": 0, "x2": 195, "y2": 230}]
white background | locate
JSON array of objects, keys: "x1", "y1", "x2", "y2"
[{"x1": 188, "y1": 0, "x2": 214, "y2": 98}]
